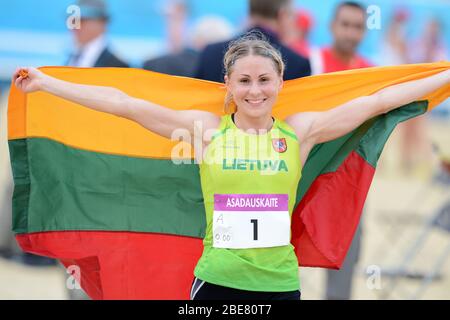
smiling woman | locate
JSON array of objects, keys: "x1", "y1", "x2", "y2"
[
  {"x1": 223, "y1": 33, "x2": 285, "y2": 126},
  {"x1": 11, "y1": 30, "x2": 450, "y2": 300}
]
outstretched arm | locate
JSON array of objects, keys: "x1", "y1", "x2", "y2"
[
  {"x1": 286, "y1": 69, "x2": 450, "y2": 147},
  {"x1": 13, "y1": 67, "x2": 220, "y2": 140}
]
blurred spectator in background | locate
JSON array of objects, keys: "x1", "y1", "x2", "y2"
[
  {"x1": 410, "y1": 18, "x2": 448, "y2": 64},
  {"x1": 66, "y1": 0, "x2": 128, "y2": 68},
  {"x1": 195, "y1": 0, "x2": 311, "y2": 82},
  {"x1": 309, "y1": 1, "x2": 372, "y2": 300},
  {"x1": 163, "y1": 0, "x2": 189, "y2": 55},
  {"x1": 381, "y1": 8, "x2": 410, "y2": 66},
  {"x1": 282, "y1": 9, "x2": 314, "y2": 58},
  {"x1": 309, "y1": 1, "x2": 372, "y2": 74},
  {"x1": 143, "y1": 16, "x2": 233, "y2": 77},
  {"x1": 395, "y1": 17, "x2": 447, "y2": 175}
]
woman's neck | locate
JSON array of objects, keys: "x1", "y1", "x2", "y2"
[{"x1": 234, "y1": 112, "x2": 274, "y2": 133}]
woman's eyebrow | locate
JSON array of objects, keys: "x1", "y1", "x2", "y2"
[{"x1": 238, "y1": 73, "x2": 270, "y2": 77}]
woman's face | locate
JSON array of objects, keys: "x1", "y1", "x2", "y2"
[{"x1": 225, "y1": 55, "x2": 283, "y2": 119}]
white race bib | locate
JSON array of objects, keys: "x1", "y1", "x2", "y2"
[{"x1": 212, "y1": 194, "x2": 290, "y2": 249}]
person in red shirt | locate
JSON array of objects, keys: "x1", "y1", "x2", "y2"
[
  {"x1": 310, "y1": 1, "x2": 372, "y2": 74},
  {"x1": 282, "y1": 9, "x2": 314, "y2": 58}
]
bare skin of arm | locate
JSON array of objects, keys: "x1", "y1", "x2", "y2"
[
  {"x1": 12, "y1": 67, "x2": 221, "y2": 144},
  {"x1": 285, "y1": 69, "x2": 450, "y2": 167}
]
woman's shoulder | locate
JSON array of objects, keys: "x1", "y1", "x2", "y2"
[
  {"x1": 207, "y1": 114, "x2": 232, "y2": 140},
  {"x1": 275, "y1": 117, "x2": 299, "y2": 142},
  {"x1": 283, "y1": 112, "x2": 319, "y2": 144}
]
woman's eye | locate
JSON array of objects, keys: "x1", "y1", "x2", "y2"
[
  {"x1": 260, "y1": 78, "x2": 268, "y2": 82},
  {"x1": 240, "y1": 79, "x2": 249, "y2": 83}
]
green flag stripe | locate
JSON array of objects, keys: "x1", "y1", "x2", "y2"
[
  {"x1": 356, "y1": 101, "x2": 428, "y2": 167},
  {"x1": 9, "y1": 138, "x2": 206, "y2": 237}
]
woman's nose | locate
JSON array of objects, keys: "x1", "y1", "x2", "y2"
[{"x1": 248, "y1": 82, "x2": 262, "y2": 95}]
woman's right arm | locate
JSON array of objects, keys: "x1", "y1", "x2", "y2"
[{"x1": 13, "y1": 67, "x2": 220, "y2": 140}]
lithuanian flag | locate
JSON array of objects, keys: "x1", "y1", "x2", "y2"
[{"x1": 7, "y1": 63, "x2": 450, "y2": 299}]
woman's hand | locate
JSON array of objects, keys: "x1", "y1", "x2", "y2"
[{"x1": 12, "y1": 67, "x2": 49, "y2": 93}]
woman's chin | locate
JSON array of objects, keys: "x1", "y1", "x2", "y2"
[{"x1": 238, "y1": 105, "x2": 271, "y2": 117}]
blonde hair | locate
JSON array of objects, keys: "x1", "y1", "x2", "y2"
[{"x1": 223, "y1": 31, "x2": 285, "y2": 113}]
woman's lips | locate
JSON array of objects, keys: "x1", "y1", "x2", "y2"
[{"x1": 245, "y1": 98, "x2": 267, "y2": 106}]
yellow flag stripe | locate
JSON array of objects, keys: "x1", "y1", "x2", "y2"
[{"x1": 8, "y1": 63, "x2": 450, "y2": 159}]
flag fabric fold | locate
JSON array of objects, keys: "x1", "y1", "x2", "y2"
[{"x1": 7, "y1": 62, "x2": 450, "y2": 299}]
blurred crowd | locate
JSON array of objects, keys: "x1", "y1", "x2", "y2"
[{"x1": 0, "y1": 0, "x2": 449, "y2": 300}]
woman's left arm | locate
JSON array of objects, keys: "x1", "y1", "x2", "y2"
[{"x1": 287, "y1": 69, "x2": 450, "y2": 146}]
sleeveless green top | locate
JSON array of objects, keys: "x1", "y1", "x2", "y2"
[{"x1": 194, "y1": 114, "x2": 302, "y2": 292}]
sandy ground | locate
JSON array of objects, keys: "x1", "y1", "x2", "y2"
[{"x1": 0, "y1": 89, "x2": 449, "y2": 299}]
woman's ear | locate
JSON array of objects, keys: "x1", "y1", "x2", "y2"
[
  {"x1": 278, "y1": 78, "x2": 284, "y2": 91},
  {"x1": 224, "y1": 75, "x2": 233, "y2": 93}
]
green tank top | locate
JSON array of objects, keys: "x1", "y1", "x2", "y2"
[{"x1": 194, "y1": 114, "x2": 302, "y2": 292}]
